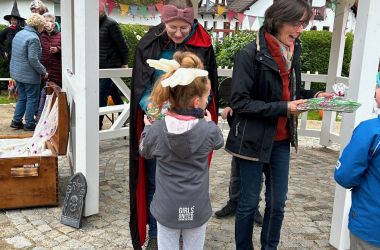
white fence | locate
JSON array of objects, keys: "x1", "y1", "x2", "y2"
[{"x1": 99, "y1": 68, "x2": 349, "y2": 145}]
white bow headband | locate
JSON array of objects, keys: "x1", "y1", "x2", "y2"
[{"x1": 146, "y1": 59, "x2": 208, "y2": 88}]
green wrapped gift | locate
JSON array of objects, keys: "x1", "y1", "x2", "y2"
[{"x1": 297, "y1": 96, "x2": 361, "y2": 113}]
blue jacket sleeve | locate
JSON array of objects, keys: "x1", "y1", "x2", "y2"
[
  {"x1": 28, "y1": 37, "x2": 46, "y2": 75},
  {"x1": 334, "y1": 124, "x2": 371, "y2": 189}
]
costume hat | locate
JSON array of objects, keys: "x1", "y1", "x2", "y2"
[{"x1": 4, "y1": 1, "x2": 26, "y2": 22}]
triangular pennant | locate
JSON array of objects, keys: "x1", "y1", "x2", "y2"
[
  {"x1": 248, "y1": 15, "x2": 257, "y2": 29},
  {"x1": 148, "y1": 4, "x2": 156, "y2": 18},
  {"x1": 216, "y1": 5, "x2": 225, "y2": 17},
  {"x1": 120, "y1": 4, "x2": 129, "y2": 16},
  {"x1": 130, "y1": 5, "x2": 138, "y2": 16},
  {"x1": 106, "y1": 0, "x2": 115, "y2": 15},
  {"x1": 206, "y1": 0, "x2": 212, "y2": 11},
  {"x1": 140, "y1": 5, "x2": 147, "y2": 18},
  {"x1": 237, "y1": 13, "x2": 246, "y2": 24},
  {"x1": 227, "y1": 10, "x2": 235, "y2": 22},
  {"x1": 155, "y1": 3, "x2": 164, "y2": 15}
]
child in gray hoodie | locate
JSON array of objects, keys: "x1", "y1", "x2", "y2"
[{"x1": 139, "y1": 51, "x2": 224, "y2": 250}]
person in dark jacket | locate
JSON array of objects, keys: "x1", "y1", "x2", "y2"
[
  {"x1": 10, "y1": 13, "x2": 48, "y2": 131},
  {"x1": 129, "y1": 0, "x2": 218, "y2": 249},
  {"x1": 99, "y1": 0, "x2": 129, "y2": 129},
  {"x1": 0, "y1": 1, "x2": 25, "y2": 62},
  {"x1": 36, "y1": 12, "x2": 61, "y2": 122},
  {"x1": 224, "y1": 0, "x2": 331, "y2": 249}
]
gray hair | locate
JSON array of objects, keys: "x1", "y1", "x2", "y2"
[{"x1": 43, "y1": 12, "x2": 55, "y2": 22}]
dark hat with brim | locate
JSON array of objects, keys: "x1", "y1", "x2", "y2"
[{"x1": 4, "y1": 1, "x2": 26, "y2": 22}]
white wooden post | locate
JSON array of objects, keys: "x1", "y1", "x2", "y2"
[
  {"x1": 61, "y1": 0, "x2": 100, "y2": 216},
  {"x1": 320, "y1": 0, "x2": 353, "y2": 147},
  {"x1": 329, "y1": 0, "x2": 380, "y2": 248}
]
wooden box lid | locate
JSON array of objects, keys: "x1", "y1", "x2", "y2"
[{"x1": 46, "y1": 82, "x2": 69, "y2": 156}]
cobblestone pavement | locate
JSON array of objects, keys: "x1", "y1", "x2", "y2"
[{"x1": 1, "y1": 105, "x2": 342, "y2": 249}]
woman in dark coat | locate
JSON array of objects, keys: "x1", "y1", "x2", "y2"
[
  {"x1": 0, "y1": 1, "x2": 25, "y2": 62},
  {"x1": 224, "y1": 0, "x2": 331, "y2": 249},
  {"x1": 129, "y1": 0, "x2": 218, "y2": 249}
]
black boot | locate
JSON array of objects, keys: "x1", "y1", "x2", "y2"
[
  {"x1": 214, "y1": 202, "x2": 236, "y2": 218},
  {"x1": 10, "y1": 120, "x2": 24, "y2": 129}
]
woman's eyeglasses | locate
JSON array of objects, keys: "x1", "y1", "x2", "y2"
[
  {"x1": 291, "y1": 21, "x2": 309, "y2": 29},
  {"x1": 166, "y1": 25, "x2": 191, "y2": 34}
]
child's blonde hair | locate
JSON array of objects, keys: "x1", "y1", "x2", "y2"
[{"x1": 150, "y1": 51, "x2": 210, "y2": 110}]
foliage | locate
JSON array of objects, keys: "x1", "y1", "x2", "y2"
[
  {"x1": 300, "y1": 30, "x2": 353, "y2": 77},
  {"x1": 119, "y1": 23, "x2": 150, "y2": 67},
  {"x1": 214, "y1": 30, "x2": 354, "y2": 92},
  {"x1": 215, "y1": 30, "x2": 256, "y2": 68},
  {"x1": 0, "y1": 24, "x2": 10, "y2": 79}
]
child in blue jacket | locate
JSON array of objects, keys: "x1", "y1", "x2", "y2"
[{"x1": 334, "y1": 112, "x2": 380, "y2": 248}]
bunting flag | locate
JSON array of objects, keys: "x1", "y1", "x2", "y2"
[
  {"x1": 258, "y1": 17, "x2": 264, "y2": 27},
  {"x1": 206, "y1": 0, "x2": 212, "y2": 11},
  {"x1": 140, "y1": 5, "x2": 147, "y2": 18},
  {"x1": 120, "y1": 4, "x2": 129, "y2": 16},
  {"x1": 216, "y1": 5, "x2": 225, "y2": 17},
  {"x1": 227, "y1": 10, "x2": 235, "y2": 22},
  {"x1": 237, "y1": 13, "x2": 245, "y2": 24},
  {"x1": 247, "y1": 15, "x2": 257, "y2": 29},
  {"x1": 147, "y1": 5, "x2": 156, "y2": 18},
  {"x1": 155, "y1": 3, "x2": 164, "y2": 15},
  {"x1": 106, "y1": 0, "x2": 115, "y2": 15},
  {"x1": 130, "y1": 5, "x2": 138, "y2": 16},
  {"x1": 100, "y1": 0, "x2": 106, "y2": 8}
]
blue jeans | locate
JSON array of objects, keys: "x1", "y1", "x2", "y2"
[
  {"x1": 146, "y1": 159, "x2": 157, "y2": 238},
  {"x1": 13, "y1": 82, "x2": 40, "y2": 126},
  {"x1": 235, "y1": 140, "x2": 290, "y2": 250},
  {"x1": 228, "y1": 157, "x2": 263, "y2": 208}
]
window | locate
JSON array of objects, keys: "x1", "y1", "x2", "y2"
[{"x1": 204, "y1": 21, "x2": 208, "y2": 29}]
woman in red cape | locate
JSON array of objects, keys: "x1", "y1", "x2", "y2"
[{"x1": 129, "y1": 1, "x2": 219, "y2": 249}]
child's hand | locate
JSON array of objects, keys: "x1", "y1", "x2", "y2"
[
  {"x1": 144, "y1": 115, "x2": 152, "y2": 125},
  {"x1": 204, "y1": 109, "x2": 212, "y2": 122},
  {"x1": 221, "y1": 107, "x2": 233, "y2": 120}
]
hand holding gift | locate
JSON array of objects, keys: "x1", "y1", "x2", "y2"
[{"x1": 297, "y1": 83, "x2": 361, "y2": 113}]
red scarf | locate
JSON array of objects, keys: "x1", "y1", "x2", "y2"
[{"x1": 265, "y1": 32, "x2": 294, "y2": 141}]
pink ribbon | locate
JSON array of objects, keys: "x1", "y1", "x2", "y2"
[{"x1": 161, "y1": 4, "x2": 194, "y2": 25}]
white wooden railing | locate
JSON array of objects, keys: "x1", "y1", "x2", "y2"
[
  {"x1": 99, "y1": 68, "x2": 132, "y2": 140},
  {"x1": 97, "y1": 68, "x2": 349, "y2": 144}
]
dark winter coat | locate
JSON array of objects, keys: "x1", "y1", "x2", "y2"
[
  {"x1": 0, "y1": 25, "x2": 22, "y2": 60},
  {"x1": 225, "y1": 28, "x2": 318, "y2": 163},
  {"x1": 99, "y1": 15, "x2": 128, "y2": 69},
  {"x1": 129, "y1": 20, "x2": 218, "y2": 249},
  {"x1": 40, "y1": 30, "x2": 62, "y2": 86}
]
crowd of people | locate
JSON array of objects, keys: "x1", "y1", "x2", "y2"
[
  {"x1": 1, "y1": 0, "x2": 379, "y2": 249},
  {"x1": 0, "y1": 0, "x2": 61, "y2": 131}
]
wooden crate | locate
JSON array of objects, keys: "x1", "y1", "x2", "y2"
[{"x1": 0, "y1": 82, "x2": 69, "y2": 209}]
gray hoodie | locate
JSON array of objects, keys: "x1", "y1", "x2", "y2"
[{"x1": 139, "y1": 118, "x2": 224, "y2": 229}]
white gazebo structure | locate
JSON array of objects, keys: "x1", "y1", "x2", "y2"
[{"x1": 60, "y1": 0, "x2": 379, "y2": 249}]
